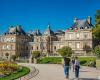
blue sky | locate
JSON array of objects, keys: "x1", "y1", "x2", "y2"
[{"x1": 0, "y1": 0, "x2": 100, "y2": 33}]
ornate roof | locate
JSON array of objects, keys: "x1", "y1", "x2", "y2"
[
  {"x1": 5, "y1": 25, "x2": 26, "y2": 35},
  {"x1": 44, "y1": 24, "x2": 54, "y2": 36},
  {"x1": 69, "y1": 17, "x2": 93, "y2": 30}
]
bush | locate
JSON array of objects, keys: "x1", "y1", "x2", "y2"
[
  {"x1": 80, "y1": 60, "x2": 87, "y2": 65},
  {"x1": 78, "y1": 56, "x2": 96, "y2": 66}
]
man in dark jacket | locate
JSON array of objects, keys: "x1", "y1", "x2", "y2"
[{"x1": 63, "y1": 57, "x2": 71, "y2": 79}]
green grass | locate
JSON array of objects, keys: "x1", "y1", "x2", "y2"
[{"x1": 0, "y1": 66, "x2": 30, "y2": 80}]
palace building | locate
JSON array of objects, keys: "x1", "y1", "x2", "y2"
[{"x1": 0, "y1": 16, "x2": 93, "y2": 59}]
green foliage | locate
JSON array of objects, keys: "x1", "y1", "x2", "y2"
[
  {"x1": 37, "y1": 57, "x2": 62, "y2": 64},
  {"x1": 32, "y1": 51, "x2": 40, "y2": 59},
  {"x1": 0, "y1": 66, "x2": 30, "y2": 80},
  {"x1": 83, "y1": 44, "x2": 91, "y2": 53},
  {"x1": 93, "y1": 45, "x2": 100, "y2": 58},
  {"x1": 93, "y1": 10, "x2": 100, "y2": 40},
  {"x1": 78, "y1": 57, "x2": 96, "y2": 66},
  {"x1": 95, "y1": 10, "x2": 100, "y2": 25},
  {"x1": 57, "y1": 46, "x2": 73, "y2": 57}
]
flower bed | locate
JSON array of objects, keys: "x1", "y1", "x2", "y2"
[
  {"x1": 0, "y1": 61, "x2": 30, "y2": 80},
  {"x1": 0, "y1": 61, "x2": 19, "y2": 76}
]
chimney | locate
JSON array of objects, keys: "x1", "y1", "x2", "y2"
[
  {"x1": 87, "y1": 16, "x2": 91, "y2": 24},
  {"x1": 74, "y1": 18, "x2": 78, "y2": 23}
]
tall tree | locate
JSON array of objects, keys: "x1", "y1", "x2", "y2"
[
  {"x1": 93, "y1": 10, "x2": 100, "y2": 39},
  {"x1": 32, "y1": 51, "x2": 40, "y2": 63},
  {"x1": 83, "y1": 44, "x2": 91, "y2": 54},
  {"x1": 92, "y1": 45, "x2": 100, "y2": 58},
  {"x1": 57, "y1": 46, "x2": 73, "y2": 57}
]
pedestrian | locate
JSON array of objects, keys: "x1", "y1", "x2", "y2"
[
  {"x1": 63, "y1": 56, "x2": 71, "y2": 79},
  {"x1": 74, "y1": 56, "x2": 80, "y2": 79},
  {"x1": 72, "y1": 57, "x2": 75, "y2": 72}
]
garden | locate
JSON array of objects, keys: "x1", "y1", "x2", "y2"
[{"x1": 0, "y1": 61, "x2": 30, "y2": 80}]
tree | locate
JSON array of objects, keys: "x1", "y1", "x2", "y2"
[
  {"x1": 83, "y1": 44, "x2": 91, "y2": 54},
  {"x1": 32, "y1": 51, "x2": 40, "y2": 59},
  {"x1": 57, "y1": 46, "x2": 73, "y2": 57},
  {"x1": 93, "y1": 10, "x2": 100, "y2": 46},
  {"x1": 32, "y1": 51, "x2": 40, "y2": 63},
  {"x1": 93, "y1": 45, "x2": 100, "y2": 58}
]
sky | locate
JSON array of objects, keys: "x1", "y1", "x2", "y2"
[{"x1": 0, "y1": 0, "x2": 100, "y2": 34}]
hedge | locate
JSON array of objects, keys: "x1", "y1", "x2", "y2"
[{"x1": 37, "y1": 56, "x2": 96, "y2": 66}]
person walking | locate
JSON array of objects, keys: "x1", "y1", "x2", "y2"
[
  {"x1": 72, "y1": 57, "x2": 75, "y2": 72},
  {"x1": 63, "y1": 56, "x2": 71, "y2": 79},
  {"x1": 74, "y1": 56, "x2": 80, "y2": 80}
]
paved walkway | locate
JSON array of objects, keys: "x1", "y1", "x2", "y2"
[{"x1": 19, "y1": 63, "x2": 100, "y2": 80}]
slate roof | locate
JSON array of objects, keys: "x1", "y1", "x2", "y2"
[
  {"x1": 69, "y1": 19, "x2": 93, "y2": 30},
  {"x1": 5, "y1": 25, "x2": 26, "y2": 35}
]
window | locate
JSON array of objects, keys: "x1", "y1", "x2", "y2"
[
  {"x1": 68, "y1": 42, "x2": 72, "y2": 47},
  {"x1": 76, "y1": 33, "x2": 79, "y2": 39},
  {"x1": 26, "y1": 46, "x2": 28, "y2": 50},
  {"x1": 76, "y1": 42, "x2": 80, "y2": 49},
  {"x1": 69, "y1": 34, "x2": 73, "y2": 39},
  {"x1": 31, "y1": 46, "x2": 33, "y2": 50},
  {"x1": 37, "y1": 46, "x2": 38, "y2": 50},
  {"x1": 54, "y1": 46, "x2": 56, "y2": 50},
  {"x1": 84, "y1": 33, "x2": 88, "y2": 39}
]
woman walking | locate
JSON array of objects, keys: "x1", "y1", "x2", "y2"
[
  {"x1": 72, "y1": 57, "x2": 75, "y2": 72},
  {"x1": 74, "y1": 56, "x2": 80, "y2": 79}
]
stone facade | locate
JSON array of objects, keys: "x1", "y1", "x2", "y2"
[
  {"x1": 0, "y1": 25, "x2": 32, "y2": 59},
  {"x1": 0, "y1": 16, "x2": 93, "y2": 59}
]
